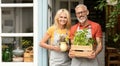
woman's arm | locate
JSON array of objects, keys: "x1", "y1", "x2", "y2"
[
  {"x1": 40, "y1": 33, "x2": 52, "y2": 50},
  {"x1": 40, "y1": 33, "x2": 61, "y2": 52}
]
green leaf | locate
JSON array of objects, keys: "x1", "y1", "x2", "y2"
[{"x1": 73, "y1": 29, "x2": 95, "y2": 46}]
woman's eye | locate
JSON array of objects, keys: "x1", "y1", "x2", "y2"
[
  {"x1": 64, "y1": 17, "x2": 67, "y2": 19},
  {"x1": 60, "y1": 16, "x2": 63, "y2": 18}
]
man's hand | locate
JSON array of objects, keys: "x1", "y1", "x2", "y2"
[
  {"x1": 87, "y1": 51, "x2": 96, "y2": 59},
  {"x1": 69, "y1": 49, "x2": 76, "y2": 58}
]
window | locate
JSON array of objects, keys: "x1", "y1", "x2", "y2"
[{"x1": 0, "y1": 0, "x2": 37, "y2": 66}]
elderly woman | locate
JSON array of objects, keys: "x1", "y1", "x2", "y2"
[{"x1": 40, "y1": 9, "x2": 71, "y2": 66}]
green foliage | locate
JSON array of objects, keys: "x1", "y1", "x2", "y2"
[
  {"x1": 95, "y1": 0, "x2": 120, "y2": 29},
  {"x1": 95, "y1": 0, "x2": 120, "y2": 47},
  {"x1": 73, "y1": 29, "x2": 95, "y2": 46},
  {"x1": 21, "y1": 37, "x2": 33, "y2": 49},
  {"x1": 113, "y1": 34, "x2": 120, "y2": 43},
  {"x1": 59, "y1": 34, "x2": 69, "y2": 45},
  {"x1": 94, "y1": 0, "x2": 107, "y2": 11}
]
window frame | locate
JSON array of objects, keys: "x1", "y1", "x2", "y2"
[{"x1": 0, "y1": 0, "x2": 38, "y2": 66}]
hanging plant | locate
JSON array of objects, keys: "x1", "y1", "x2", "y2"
[{"x1": 106, "y1": 0, "x2": 118, "y2": 5}]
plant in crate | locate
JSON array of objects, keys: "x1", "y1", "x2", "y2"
[{"x1": 71, "y1": 29, "x2": 95, "y2": 57}]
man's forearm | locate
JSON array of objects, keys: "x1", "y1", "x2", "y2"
[{"x1": 95, "y1": 37, "x2": 103, "y2": 55}]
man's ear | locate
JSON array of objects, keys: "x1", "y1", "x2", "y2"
[{"x1": 87, "y1": 10, "x2": 89, "y2": 15}]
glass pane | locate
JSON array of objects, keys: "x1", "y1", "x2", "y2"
[
  {"x1": 60, "y1": 1, "x2": 68, "y2": 10},
  {"x1": 2, "y1": 7, "x2": 33, "y2": 33},
  {"x1": 70, "y1": 1, "x2": 79, "y2": 17},
  {"x1": 2, "y1": 37, "x2": 33, "y2": 62},
  {"x1": 2, "y1": 0, "x2": 33, "y2": 3}
]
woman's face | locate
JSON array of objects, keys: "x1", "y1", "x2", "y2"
[{"x1": 58, "y1": 12, "x2": 68, "y2": 26}]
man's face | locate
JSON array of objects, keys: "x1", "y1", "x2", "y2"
[{"x1": 75, "y1": 7, "x2": 88, "y2": 23}]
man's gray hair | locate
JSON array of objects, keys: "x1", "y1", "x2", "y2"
[{"x1": 75, "y1": 4, "x2": 88, "y2": 11}]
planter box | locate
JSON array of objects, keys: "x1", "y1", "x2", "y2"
[
  {"x1": 24, "y1": 52, "x2": 33, "y2": 58},
  {"x1": 23, "y1": 46, "x2": 33, "y2": 62},
  {"x1": 71, "y1": 45, "x2": 93, "y2": 58},
  {"x1": 24, "y1": 57, "x2": 33, "y2": 62},
  {"x1": 24, "y1": 52, "x2": 33, "y2": 62}
]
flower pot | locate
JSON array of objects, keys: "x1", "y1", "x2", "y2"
[{"x1": 60, "y1": 42, "x2": 67, "y2": 52}]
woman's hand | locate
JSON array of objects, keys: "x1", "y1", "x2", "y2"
[
  {"x1": 51, "y1": 46, "x2": 61, "y2": 52},
  {"x1": 51, "y1": 44, "x2": 70, "y2": 52}
]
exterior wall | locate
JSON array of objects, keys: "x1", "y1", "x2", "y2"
[{"x1": 38, "y1": 0, "x2": 48, "y2": 66}]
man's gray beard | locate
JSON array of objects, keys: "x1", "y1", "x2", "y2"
[{"x1": 77, "y1": 18, "x2": 86, "y2": 23}]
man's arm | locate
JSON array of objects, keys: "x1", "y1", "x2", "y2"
[
  {"x1": 95, "y1": 37, "x2": 103, "y2": 55},
  {"x1": 87, "y1": 37, "x2": 102, "y2": 59}
]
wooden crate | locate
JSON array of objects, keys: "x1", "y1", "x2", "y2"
[
  {"x1": 24, "y1": 52, "x2": 33, "y2": 58},
  {"x1": 24, "y1": 57, "x2": 33, "y2": 62},
  {"x1": 71, "y1": 45, "x2": 93, "y2": 58},
  {"x1": 24, "y1": 52, "x2": 33, "y2": 62}
]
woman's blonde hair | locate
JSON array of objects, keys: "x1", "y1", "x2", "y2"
[{"x1": 54, "y1": 9, "x2": 71, "y2": 29}]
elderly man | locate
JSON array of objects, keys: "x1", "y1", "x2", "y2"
[{"x1": 69, "y1": 4, "x2": 103, "y2": 66}]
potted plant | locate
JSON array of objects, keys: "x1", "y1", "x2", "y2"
[{"x1": 59, "y1": 34, "x2": 69, "y2": 52}]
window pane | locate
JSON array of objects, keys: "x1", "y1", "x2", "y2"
[
  {"x1": 2, "y1": 37, "x2": 33, "y2": 62},
  {"x1": 60, "y1": 1, "x2": 68, "y2": 10},
  {"x1": 2, "y1": 7, "x2": 33, "y2": 33},
  {"x1": 70, "y1": 1, "x2": 79, "y2": 17},
  {"x1": 2, "y1": 0, "x2": 33, "y2": 3}
]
